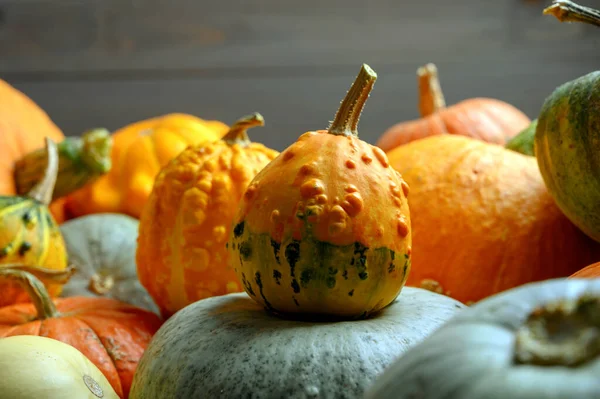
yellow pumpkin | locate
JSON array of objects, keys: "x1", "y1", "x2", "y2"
[
  {"x1": 137, "y1": 113, "x2": 279, "y2": 318},
  {"x1": 65, "y1": 113, "x2": 229, "y2": 218},
  {"x1": 228, "y1": 65, "x2": 412, "y2": 319}
]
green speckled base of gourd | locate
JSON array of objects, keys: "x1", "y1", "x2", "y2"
[
  {"x1": 128, "y1": 288, "x2": 465, "y2": 399},
  {"x1": 506, "y1": 119, "x2": 538, "y2": 156},
  {"x1": 228, "y1": 221, "x2": 410, "y2": 320},
  {"x1": 535, "y1": 71, "x2": 600, "y2": 242}
]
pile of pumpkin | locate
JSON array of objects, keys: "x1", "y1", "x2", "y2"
[{"x1": 2, "y1": 1, "x2": 600, "y2": 398}]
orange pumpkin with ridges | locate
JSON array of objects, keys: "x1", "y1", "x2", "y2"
[
  {"x1": 386, "y1": 134, "x2": 600, "y2": 304},
  {"x1": 376, "y1": 63, "x2": 531, "y2": 152}
]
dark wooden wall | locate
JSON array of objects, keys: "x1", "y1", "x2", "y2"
[{"x1": 2, "y1": 0, "x2": 600, "y2": 150}]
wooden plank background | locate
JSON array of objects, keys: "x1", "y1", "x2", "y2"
[{"x1": 1, "y1": 0, "x2": 600, "y2": 150}]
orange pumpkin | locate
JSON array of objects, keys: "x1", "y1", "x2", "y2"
[
  {"x1": 376, "y1": 63, "x2": 531, "y2": 152},
  {"x1": 0, "y1": 79, "x2": 67, "y2": 221},
  {"x1": 0, "y1": 267, "x2": 163, "y2": 399},
  {"x1": 569, "y1": 262, "x2": 600, "y2": 279},
  {"x1": 65, "y1": 113, "x2": 229, "y2": 219},
  {"x1": 386, "y1": 134, "x2": 600, "y2": 304},
  {"x1": 137, "y1": 113, "x2": 279, "y2": 318}
]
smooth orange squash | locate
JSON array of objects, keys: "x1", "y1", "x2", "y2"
[
  {"x1": 137, "y1": 113, "x2": 279, "y2": 318},
  {"x1": 376, "y1": 63, "x2": 531, "y2": 152},
  {"x1": 386, "y1": 134, "x2": 600, "y2": 304},
  {"x1": 66, "y1": 113, "x2": 229, "y2": 219}
]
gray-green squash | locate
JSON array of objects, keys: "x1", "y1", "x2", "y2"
[
  {"x1": 59, "y1": 213, "x2": 159, "y2": 314},
  {"x1": 365, "y1": 278, "x2": 600, "y2": 399},
  {"x1": 129, "y1": 287, "x2": 465, "y2": 399}
]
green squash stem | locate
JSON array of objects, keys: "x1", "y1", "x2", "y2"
[
  {"x1": 0, "y1": 266, "x2": 75, "y2": 319},
  {"x1": 222, "y1": 113, "x2": 265, "y2": 146},
  {"x1": 417, "y1": 63, "x2": 447, "y2": 117},
  {"x1": 328, "y1": 64, "x2": 378, "y2": 137},
  {"x1": 544, "y1": 0, "x2": 600, "y2": 27},
  {"x1": 25, "y1": 137, "x2": 59, "y2": 205},
  {"x1": 514, "y1": 295, "x2": 600, "y2": 367},
  {"x1": 505, "y1": 119, "x2": 538, "y2": 156},
  {"x1": 15, "y1": 129, "x2": 113, "y2": 201}
]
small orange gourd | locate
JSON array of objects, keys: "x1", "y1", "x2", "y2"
[
  {"x1": 228, "y1": 65, "x2": 412, "y2": 319},
  {"x1": 376, "y1": 63, "x2": 531, "y2": 152},
  {"x1": 137, "y1": 113, "x2": 279, "y2": 318},
  {"x1": 66, "y1": 113, "x2": 229, "y2": 219}
]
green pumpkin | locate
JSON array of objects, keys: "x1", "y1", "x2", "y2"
[
  {"x1": 535, "y1": 71, "x2": 600, "y2": 243},
  {"x1": 129, "y1": 287, "x2": 465, "y2": 399},
  {"x1": 505, "y1": 119, "x2": 537, "y2": 156},
  {"x1": 365, "y1": 277, "x2": 600, "y2": 399},
  {"x1": 0, "y1": 138, "x2": 68, "y2": 306}
]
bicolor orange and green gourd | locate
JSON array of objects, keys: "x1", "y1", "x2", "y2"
[
  {"x1": 137, "y1": 113, "x2": 279, "y2": 318},
  {"x1": 228, "y1": 65, "x2": 412, "y2": 319},
  {"x1": 0, "y1": 138, "x2": 69, "y2": 306}
]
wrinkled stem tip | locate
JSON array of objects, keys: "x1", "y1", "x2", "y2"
[
  {"x1": 417, "y1": 63, "x2": 438, "y2": 77},
  {"x1": 543, "y1": 0, "x2": 600, "y2": 27}
]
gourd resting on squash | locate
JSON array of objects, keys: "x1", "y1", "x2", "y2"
[
  {"x1": 228, "y1": 64, "x2": 412, "y2": 319},
  {"x1": 365, "y1": 278, "x2": 600, "y2": 399},
  {"x1": 375, "y1": 63, "x2": 531, "y2": 152},
  {"x1": 65, "y1": 113, "x2": 230, "y2": 219},
  {"x1": 0, "y1": 335, "x2": 119, "y2": 399},
  {"x1": 60, "y1": 213, "x2": 160, "y2": 315},
  {"x1": 385, "y1": 134, "x2": 600, "y2": 305},
  {"x1": 137, "y1": 113, "x2": 279, "y2": 318},
  {"x1": 0, "y1": 137, "x2": 70, "y2": 307},
  {"x1": 0, "y1": 267, "x2": 163, "y2": 399},
  {"x1": 129, "y1": 287, "x2": 465, "y2": 399}
]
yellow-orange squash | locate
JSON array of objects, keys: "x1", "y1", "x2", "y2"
[
  {"x1": 386, "y1": 134, "x2": 600, "y2": 304},
  {"x1": 137, "y1": 113, "x2": 279, "y2": 317},
  {"x1": 376, "y1": 63, "x2": 531, "y2": 152},
  {"x1": 66, "y1": 113, "x2": 229, "y2": 219},
  {"x1": 0, "y1": 138, "x2": 69, "y2": 306},
  {"x1": 228, "y1": 65, "x2": 412, "y2": 319}
]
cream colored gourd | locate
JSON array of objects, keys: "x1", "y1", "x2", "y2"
[
  {"x1": 0, "y1": 335, "x2": 119, "y2": 399},
  {"x1": 365, "y1": 278, "x2": 600, "y2": 399}
]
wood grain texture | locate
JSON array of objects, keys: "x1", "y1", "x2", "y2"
[{"x1": 1, "y1": 0, "x2": 600, "y2": 150}]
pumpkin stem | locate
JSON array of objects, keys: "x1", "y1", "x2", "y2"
[
  {"x1": 15, "y1": 129, "x2": 113, "y2": 201},
  {"x1": 417, "y1": 63, "x2": 446, "y2": 117},
  {"x1": 26, "y1": 138, "x2": 59, "y2": 205},
  {"x1": 514, "y1": 295, "x2": 600, "y2": 367},
  {"x1": 328, "y1": 64, "x2": 378, "y2": 137},
  {"x1": 544, "y1": 0, "x2": 600, "y2": 27},
  {"x1": 222, "y1": 113, "x2": 265, "y2": 146},
  {"x1": 0, "y1": 266, "x2": 74, "y2": 319}
]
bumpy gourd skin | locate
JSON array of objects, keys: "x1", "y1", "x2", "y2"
[
  {"x1": 0, "y1": 197, "x2": 67, "y2": 306},
  {"x1": 66, "y1": 113, "x2": 229, "y2": 219},
  {"x1": 535, "y1": 71, "x2": 600, "y2": 243},
  {"x1": 137, "y1": 118, "x2": 279, "y2": 318},
  {"x1": 229, "y1": 131, "x2": 412, "y2": 319}
]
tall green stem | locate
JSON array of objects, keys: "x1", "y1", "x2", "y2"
[{"x1": 328, "y1": 64, "x2": 378, "y2": 137}]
